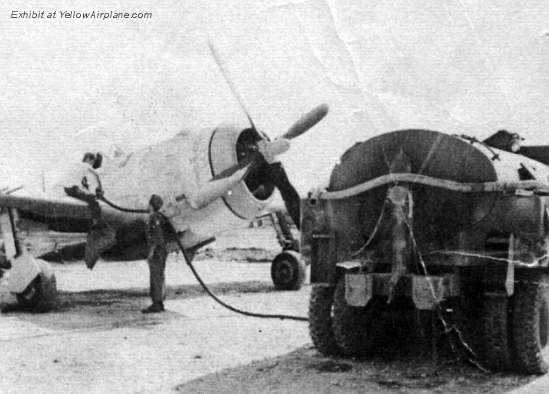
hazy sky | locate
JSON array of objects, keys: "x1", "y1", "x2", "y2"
[{"x1": 1, "y1": 0, "x2": 548, "y2": 193}]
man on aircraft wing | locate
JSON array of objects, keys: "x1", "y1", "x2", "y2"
[{"x1": 53, "y1": 152, "x2": 116, "y2": 269}]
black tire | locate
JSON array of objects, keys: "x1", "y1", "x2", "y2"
[
  {"x1": 309, "y1": 284, "x2": 341, "y2": 356},
  {"x1": 511, "y1": 277, "x2": 549, "y2": 374},
  {"x1": 332, "y1": 276, "x2": 375, "y2": 357},
  {"x1": 271, "y1": 251, "x2": 306, "y2": 291},
  {"x1": 480, "y1": 295, "x2": 511, "y2": 370},
  {"x1": 16, "y1": 260, "x2": 58, "y2": 313}
]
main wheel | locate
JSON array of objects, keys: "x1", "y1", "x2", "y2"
[
  {"x1": 271, "y1": 250, "x2": 306, "y2": 290},
  {"x1": 511, "y1": 276, "x2": 549, "y2": 374},
  {"x1": 16, "y1": 260, "x2": 58, "y2": 313},
  {"x1": 480, "y1": 295, "x2": 511, "y2": 370},
  {"x1": 309, "y1": 284, "x2": 341, "y2": 356},
  {"x1": 332, "y1": 276, "x2": 376, "y2": 357}
]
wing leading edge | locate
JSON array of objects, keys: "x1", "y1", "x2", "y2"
[{"x1": 0, "y1": 192, "x2": 143, "y2": 229}]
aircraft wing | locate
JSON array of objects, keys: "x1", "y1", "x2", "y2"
[
  {"x1": 0, "y1": 159, "x2": 253, "y2": 262},
  {"x1": 0, "y1": 191, "x2": 143, "y2": 231},
  {"x1": 0, "y1": 191, "x2": 148, "y2": 261},
  {"x1": 0, "y1": 193, "x2": 91, "y2": 219}
]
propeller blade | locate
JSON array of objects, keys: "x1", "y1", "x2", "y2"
[
  {"x1": 208, "y1": 41, "x2": 257, "y2": 131},
  {"x1": 211, "y1": 152, "x2": 262, "y2": 181},
  {"x1": 257, "y1": 139, "x2": 290, "y2": 163},
  {"x1": 280, "y1": 103, "x2": 329, "y2": 140},
  {"x1": 267, "y1": 163, "x2": 301, "y2": 230},
  {"x1": 187, "y1": 161, "x2": 255, "y2": 209}
]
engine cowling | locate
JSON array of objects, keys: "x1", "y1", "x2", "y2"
[{"x1": 100, "y1": 125, "x2": 276, "y2": 238}]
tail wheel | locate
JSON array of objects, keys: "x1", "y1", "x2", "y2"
[
  {"x1": 271, "y1": 250, "x2": 306, "y2": 290},
  {"x1": 309, "y1": 284, "x2": 341, "y2": 356},
  {"x1": 511, "y1": 276, "x2": 549, "y2": 374},
  {"x1": 332, "y1": 276, "x2": 376, "y2": 357},
  {"x1": 16, "y1": 260, "x2": 58, "y2": 313},
  {"x1": 480, "y1": 295, "x2": 511, "y2": 370}
]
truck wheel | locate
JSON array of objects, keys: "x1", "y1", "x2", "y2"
[
  {"x1": 271, "y1": 250, "x2": 306, "y2": 290},
  {"x1": 332, "y1": 276, "x2": 374, "y2": 357},
  {"x1": 309, "y1": 284, "x2": 341, "y2": 356},
  {"x1": 511, "y1": 278, "x2": 549, "y2": 374},
  {"x1": 480, "y1": 295, "x2": 510, "y2": 370},
  {"x1": 16, "y1": 260, "x2": 58, "y2": 313}
]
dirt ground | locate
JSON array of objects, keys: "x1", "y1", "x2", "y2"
[{"x1": 1, "y1": 228, "x2": 548, "y2": 393}]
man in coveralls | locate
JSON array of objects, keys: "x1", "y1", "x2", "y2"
[{"x1": 142, "y1": 194, "x2": 171, "y2": 314}]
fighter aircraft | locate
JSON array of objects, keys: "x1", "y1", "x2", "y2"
[{"x1": 0, "y1": 45, "x2": 329, "y2": 312}]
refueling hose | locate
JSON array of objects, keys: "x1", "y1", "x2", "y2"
[
  {"x1": 98, "y1": 194, "x2": 148, "y2": 214},
  {"x1": 98, "y1": 194, "x2": 308, "y2": 322}
]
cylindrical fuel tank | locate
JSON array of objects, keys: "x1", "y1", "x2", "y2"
[
  {"x1": 99, "y1": 125, "x2": 274, "y2": 237},
  {"x1": 327, "y1": 129, "x2": 549, "y2": 255}
]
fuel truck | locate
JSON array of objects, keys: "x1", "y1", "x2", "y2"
[{"x1": 301, "y1": 129, "x2": 549, "y2": 374}]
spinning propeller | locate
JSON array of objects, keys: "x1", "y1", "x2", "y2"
[{"x1": 207, "y1": 42, "x2": 329, "y2": 227}]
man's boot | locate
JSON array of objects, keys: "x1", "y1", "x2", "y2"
[
  {"x1": 85, "y1": 220, "x2": 116, "y2": 270},
  {"x1": 141, "y1": 302, "x2": 165, "y2": 314}
]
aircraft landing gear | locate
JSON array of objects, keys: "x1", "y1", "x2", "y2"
[
  {"x1": 269, "y1": 212, "x2": 307, "y2": 290},
  {"x1": 0, "y1": 208, "x2": 58, "y2": 312},
  {"x1": 271, "y1": 250, "x2": 306, "y2": 290},
  {"x1": 15, "y1": 259, "x2": 57, "y2": 312}
]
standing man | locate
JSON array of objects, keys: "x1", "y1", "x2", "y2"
[
  {"x1": 55, "y1": 152, "x2": 115, "y2": 269},
  {"x1": 142, "y1": 194, "x2": 171, "y2": 314}
]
